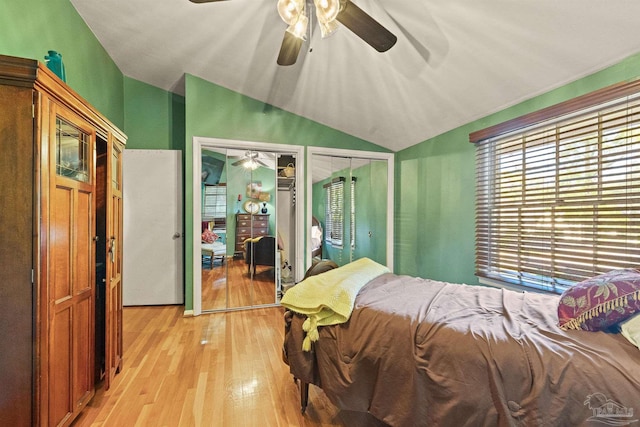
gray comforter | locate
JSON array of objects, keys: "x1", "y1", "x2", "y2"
[{"x1": 283, "y1": 273, "x2": 640, "y2": 426}]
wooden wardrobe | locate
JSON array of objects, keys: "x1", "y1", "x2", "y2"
[{"x1": 0, "y1": 54, "x2": 126, "y2": 426}]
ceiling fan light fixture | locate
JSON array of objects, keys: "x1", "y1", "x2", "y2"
[
  {"x1": 314, "y1": 0, "x2": 340, "y2": 38},
  {"x1": 244, "y1": 159, "x2": 259, "y2": 170},
  {"x1": 314, "y1": 0, "x2": 340, "y2": 23},
  {"x1": 286, "y1": 12, "x2": 308, "y2": 40},
  {"x1": 277, "y1": 0, "x2": 304, "y2": 25},
  {"x1": 318, "y1": 18, "x2": 339, "y2": 38}
]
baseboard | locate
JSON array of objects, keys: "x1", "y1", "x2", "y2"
[{"x1": 183, "y1": 309, "x2": 194, "y2": 317}]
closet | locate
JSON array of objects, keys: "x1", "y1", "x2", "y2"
[
  {"x1": 0, "y1": 54, "x2": 126, "y2": 426},
  {"x1": 307, "y1": 147, "x2": 394, "y2": 270},
  {"x1": 194, "y1": 138, "x2": 304, "y2": 315}
]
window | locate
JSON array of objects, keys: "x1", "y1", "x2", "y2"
[
  {"x1": 203, "y1": 184, "x2": 226, "y2": 219},
  {"x1": 350, "y1": 177, "x2": 356, "y2": 248},
  {"x1": 473, "y1": 83, "x2": 640, "y2": 293},
  {"x1": 324, "y1": 177, "x2": 357, "y2": 249},
  {"x1": 325, "y1": 178, "x2": 345, "y2": 247}
]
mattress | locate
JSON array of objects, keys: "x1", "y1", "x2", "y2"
[{"x1": 284, "y1": 273, "x2": 640, "y2": 426}]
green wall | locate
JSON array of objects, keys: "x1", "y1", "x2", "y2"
[
  {"x1": 0, "y1": 0, "x2": 125, "y2": 129},
  {"x1": 184, "y1": 73, "x2": 389, "y2": 310},
  {"x1": 124, "y1": 77, "x2": 185, "y2": 150},
  {"x1": 395, "y1": 51, "x2": 640, "y2": 285}
]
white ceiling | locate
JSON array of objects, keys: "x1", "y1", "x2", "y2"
[{"x1": 70, "y1": 0, "x2": 640, "y2": 152}]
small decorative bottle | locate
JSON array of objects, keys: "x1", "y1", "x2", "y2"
[
  {"x1": 261, "y1": 202, "x2": 268, "y2": 214},
  {"x1": 44, "y1": 50, "x2": 66, "y2": 82}
]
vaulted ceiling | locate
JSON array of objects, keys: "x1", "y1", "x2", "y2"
[{"x1": 70, "y1": 0, "x2": 640, "y2": 152}]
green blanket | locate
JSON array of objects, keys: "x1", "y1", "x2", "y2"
[{"x1": 280, "y1": 257, "x2": 390, "y2": 351}]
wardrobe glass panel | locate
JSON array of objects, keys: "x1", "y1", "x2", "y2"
[{"x1": 56, "y1": 118, "x2": 90, "y2": 182}]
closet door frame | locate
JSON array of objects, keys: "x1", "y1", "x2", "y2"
[
  {"x1": 306, "y1": 147, "x2": 394, "y2": 272},
  {"x1": 192, "y1": 137, "x2": 305, "y2": 316}
]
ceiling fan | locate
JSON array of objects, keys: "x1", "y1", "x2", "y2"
[
  {"x1": 188, "y1": 0, "x2": 397, "y2": 66},
  {"x1": 231, "y1": 151, "x2": 269, "y2": 169}
]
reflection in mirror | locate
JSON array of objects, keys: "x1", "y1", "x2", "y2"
[
  {"x1": 201, "y1": 148, "x2": 228, "y2": 311},
  {"x1": 311, "y1": 154, "x2": 388, "y2": 267},
  {"x1": 227, "y1": 149, "x2": 277, "y2": 308},
  {"x1": 196, "y1": 138, "x2": 304, "y2": 315},
  {"x1": 276, "y1": 154, "x2": 297, "y2": 299},
  {"x1": 201, "y1": 148, "x2": 279, "y2": 311},
  {"x1": 352, "y1": 158, "x2": 388, "y2": 266}
]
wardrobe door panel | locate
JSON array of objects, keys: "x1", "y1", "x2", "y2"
[
  {"x1": 49, "y1": 110, "x2": 96, "y2": 426},
  {"x1": 76, "y1": 190, "x2": 93, "y2": 293},
  {"x1": 74, "y1": 189, "x2": 94, "y2": 407},
  {"x1": 52, "y1": 186, "x2": 73, "y2": 300},
  {"x1": 106, "y1": 140, "x2": 124, "y2": 388},
  {"x1": 73, "y1": 295, "x2": 93, "y2": 405},
  {"x1": 50, "y1": 305, "x2": 72, "y2": 425}
]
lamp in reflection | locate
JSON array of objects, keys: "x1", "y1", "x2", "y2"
[{"x1": 243, "y1": 158, "x2": 259, "y2": 170}]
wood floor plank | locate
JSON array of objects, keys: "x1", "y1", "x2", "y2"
[{"x1": 72, "y1": 305, "x2": 388, "y2": 427}]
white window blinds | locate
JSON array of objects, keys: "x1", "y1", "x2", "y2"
[
  {"x1": 325, "y1": 178, "x2": 345, "y2": 247},
  {"x1": 475, "y1": 93, "x2": 640, "y2": 292},
  {"x1": 203, "y1": 184, "x2": 226, "y2": 219}
]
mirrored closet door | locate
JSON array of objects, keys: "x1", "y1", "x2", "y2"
[
  {"x1": 195, "y1": 138, "x2": 304, "y2": 314},
  {"x1": 307, "y1": 148, "x2": 394, "y2": 270},
  {"x1": 200, "y1": 147, "x2": 229, "y2": 311}
]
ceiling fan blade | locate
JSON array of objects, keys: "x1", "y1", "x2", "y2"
[
  {"x1": 336, "y1": 1, "x2": 397, "y2": 52},
  {"x1": 231, "y1": 158, "x2": 244, "y2": 166},
  {"x1": 277, "y1": 31, "x2": 303, "y2": 66},
  {"x1": 256, "y1": 159, "x2": 268, "y2": 167},
  {"x1": 188, "y1": 0, "x2": 228, "y2": 3}
]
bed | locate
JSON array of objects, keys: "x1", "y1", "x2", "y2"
[{"x1": 282, "y1": 261, "x2": 640, "y2": 427}]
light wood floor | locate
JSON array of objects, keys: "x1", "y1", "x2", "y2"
[
  {"x1": 201, "y1": 257, "x2": 279, "y2": 311},
  {"x1": 71, "y1": 305, "x2": 388, "y2": 427}
]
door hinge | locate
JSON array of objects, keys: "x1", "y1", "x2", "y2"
[
  {"x1": 32, "y1": 103, "x2": 35, "y2": 119},
  {"x1": 31, "y1": 268, "x2": 35, "y2": 284}
]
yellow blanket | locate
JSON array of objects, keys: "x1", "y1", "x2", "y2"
[{"x1": 280, "y1": 257, "x2": 390, "y2": 351}]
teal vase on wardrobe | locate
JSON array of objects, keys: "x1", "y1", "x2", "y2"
[{"x1": 45, "y1": 50, "x2": 66, "y2": 82}]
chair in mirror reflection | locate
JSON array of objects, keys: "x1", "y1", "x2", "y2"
[{"x1": 244, "y1": 235, "x2": 276, "y2": 275}]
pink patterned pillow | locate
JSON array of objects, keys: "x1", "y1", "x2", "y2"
[
  {"x1": 558, "y1": 269, "x2": 640, "y2": 331},
  {"x1": 201, "y1": 229, "x2": 219, "y2": 244}
]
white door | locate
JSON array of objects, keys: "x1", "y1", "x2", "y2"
[{"x1": 123, "y1": 149, "x2": 183, "y2": 305}]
